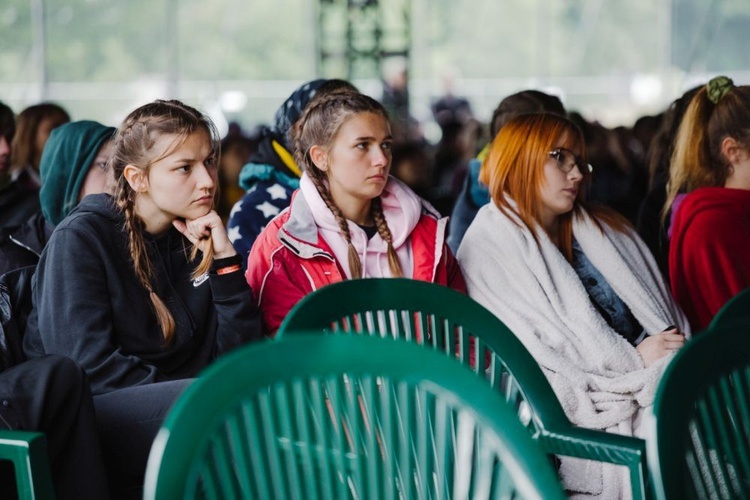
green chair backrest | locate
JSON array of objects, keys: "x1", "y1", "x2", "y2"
[
  {"x1": 277, "y1": 279, "x2": 648, "y2": 499},
  {"x1": 143, "y1": 334, "x2": 566, "y2": 500},
  {"x1": 647, "y1": 324, "x2": 750, "y2": 499},
  {"x1": 278, "y1": 278, "x2": 566, "y2": 437},
  {"x1": 709, "y1": 286, "x2": 750, "y2": 330}
]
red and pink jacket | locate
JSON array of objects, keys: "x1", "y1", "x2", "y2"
[{"x1": 246, "y1": 175, "x2": 466, "y2": 335}]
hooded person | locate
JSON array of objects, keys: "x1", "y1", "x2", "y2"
[
  {"x1": 39, "y1": 120, "x2": 117, "y2": 226},
  {"x1": 0, "y1": 120, "x2": 116, "y2": 275},
  {"x1": 227, "y1": 79, "x2": 358, "y2": 262}
]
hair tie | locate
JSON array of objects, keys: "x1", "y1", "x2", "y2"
[{"x1": 706, "y1": 76, "x2": 734, "y2": 104}]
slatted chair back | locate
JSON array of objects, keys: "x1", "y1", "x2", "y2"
[
  {"x1": 648, "y1": 323, "x2": 750, "y2": 499},
  {"x1": 276, "y1": 278, "x2": 649, "y2": 499},
  {"x1": 144, "y1": 334, "x2": 566, "y2": 500}
]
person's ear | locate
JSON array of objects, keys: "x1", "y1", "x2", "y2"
[
  {"x1": 309, "y1": 145, "x2": 328, "y2": 172},
  {"x1": 123, "y1": 164, "x2": 148, "y2": 193},
  {"x1": 721, "y1": 137, "x2": 744, "y2": 166}
]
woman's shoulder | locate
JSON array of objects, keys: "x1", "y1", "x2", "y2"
[
  {"x1": 49, "y1": 195, "x2": 123, "y2": 248},
  {"x1": 457, "y1": 203, "x2": 519, "y2": 260},
  {"x1": 248, "y1": 207, "x2": 295, "y2": 262},
  {"x1": 683, "y1": 186, "x2": 749, "y2": 212},
  {"x1": 56, "y1": 194, "x2": 120, "y2": 227},
  {"x1": 675, "y1": 187, "x2": 747, "y2": 235},
  {"x1": 467, "y1": 201, "x2": 507, "y2": 229},
  {"x1": 583, "y1": 204, "x2": 636, "y2": 235}
]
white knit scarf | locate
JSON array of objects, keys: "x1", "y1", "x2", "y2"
[{"x1": 457, "y1": 201, "x2": 690, "y2": 498}]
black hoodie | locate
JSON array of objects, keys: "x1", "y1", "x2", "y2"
[
  {"x1": 0, "y1": 211, "x2": 52, "y2": 276},
  {"x1": 24, "y1": 193, "x2": 262, "y2": 395}
]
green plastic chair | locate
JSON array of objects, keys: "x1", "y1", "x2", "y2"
[
  {"x1": 709, "y1": 286, "x2": 750, "y2": 329},
  {"x1": 277, "y1": 278, "x2": 648, "y2": 499},
  {"x1": 143, "y1": 334, "x2": 566, "y2": 499},
  {"x1": 0, "y1": 429, "x2": 55, "y2": 499},
  {"x1": 647, "y1": 323, "x2": 750, "y2": 500}
]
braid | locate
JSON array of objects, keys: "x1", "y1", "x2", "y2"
[
  {"x1": 189, "y1": 237, "x2": 214, "y2": 280},
  {"x1": 116, "y1": 185, "x2": 176, "y2": 343},
  {"x1": 292, "y1": 92, "x2": 348, "y2": 167},
  {"x1": 371, "y1": 197, "x2": 403, "y2": 277},
  {"x1": 307, "y1": 172, "x2": 362, "y2": 279}
]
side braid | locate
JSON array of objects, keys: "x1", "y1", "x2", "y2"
[
  {"x1": 116, "y1": 186, "x2": 176, "y2": 343},
  {"x1": 307, "y1": 172, "x2": 363, "y2": 279},
  {"x1": 370, "y1": 197, "x2": 403, "y2": 277},
  {"x1": 189, "y1": 237, "x2": 214, "y2": 280}
]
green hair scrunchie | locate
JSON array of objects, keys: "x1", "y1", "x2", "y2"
[{"x1": 706, "y1": 76, "x2": 734, "y2": 104}]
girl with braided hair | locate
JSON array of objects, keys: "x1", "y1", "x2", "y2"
[
  {"x1": 24, "y1": 99, "x2": 262, "y2": 498},
  {"x1": 666, "y1": 76, "x2": 750, "y2": 329},
  {"x1": 247, "y1": 90, "x2": 465, "y2": 335}
]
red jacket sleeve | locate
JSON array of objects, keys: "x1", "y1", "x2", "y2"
[{"x1": 443, "y1": 244, "x2": 467, "y2": 294}]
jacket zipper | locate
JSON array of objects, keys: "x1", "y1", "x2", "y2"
[{"x1": 9, "y1": 235, "x2": 41, "y2": 256}]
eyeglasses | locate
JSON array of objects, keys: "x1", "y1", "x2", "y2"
[{"x1": 548, "y1": 148, "x2": 593, "y2": 176}]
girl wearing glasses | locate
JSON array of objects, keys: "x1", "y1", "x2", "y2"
[{"x1": 457, "y1": 112, "x2": 689, "y2": 498}]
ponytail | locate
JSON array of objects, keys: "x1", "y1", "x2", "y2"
[{"x1": 663, "y1": 87, "x2": 715, "y2": 223}]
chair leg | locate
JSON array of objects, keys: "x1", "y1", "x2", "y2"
[
  {"x1": 631, "y1": 459, "x2": 648, "y2": 500},
  {"x1": 0, "y1": 430, "x2": 55, "y2": 500}
]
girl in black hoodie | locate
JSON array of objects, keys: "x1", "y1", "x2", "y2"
[{"x1": 24, "y1": 100, "x2": 263, "y2": 499}]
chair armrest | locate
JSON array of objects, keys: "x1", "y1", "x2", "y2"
[
  {"x1": 540, "y1": 426, "x2": 645, "y2": 466},
  {"x1": 539, "y1": 427, "x2": 648, "y2": 500},
  {"x1": 0, "y1": 429, "x2": 55, "y2": 500}
]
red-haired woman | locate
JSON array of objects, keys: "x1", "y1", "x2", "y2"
[{"x1": 457, "y1": 112, "x2": 689, "y2": 498}]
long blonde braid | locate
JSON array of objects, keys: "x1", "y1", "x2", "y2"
[
  {"x1": 305, "y1": 170, "x2": 363, "y2": 278},
  {"x1": 115, "y1": 182, "x2": 176, "y2": 343},
  {"x1": 370, "y1": 196, "x2": 403, "y2": 277}
]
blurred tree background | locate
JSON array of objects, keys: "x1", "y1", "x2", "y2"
[{"x1": 1, "y1": 0, "x2": 748, "y2": 134}]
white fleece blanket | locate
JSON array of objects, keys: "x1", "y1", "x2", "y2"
[{"x1": 457, "y1": 202, "x2": 690, "y2": 499}]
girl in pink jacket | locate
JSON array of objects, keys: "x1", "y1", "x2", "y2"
[{"x1": 246, "y1": 90, "x2": 465, "y2": 334}]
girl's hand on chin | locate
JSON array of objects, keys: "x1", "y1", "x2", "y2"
[{"x1": 173, "y1": 210, "x2": 237, "y2": 259}]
